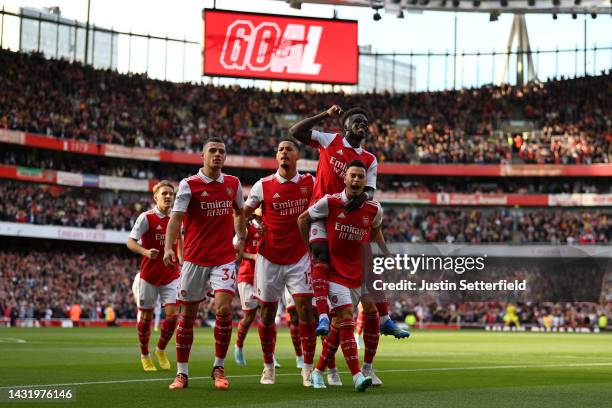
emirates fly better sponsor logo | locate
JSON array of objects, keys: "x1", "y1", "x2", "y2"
[{"x1": 220, "y1": 20, "x2": 323, "y2": 75}]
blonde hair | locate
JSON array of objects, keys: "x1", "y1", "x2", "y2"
[{"x1": 152, "y1": 180, "x2": 174, "y2": 196}]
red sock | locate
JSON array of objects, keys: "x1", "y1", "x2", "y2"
[
  {"x1": 236, "y1": 318, "x2": 252, "y2": 349},
  {"x1": 258, "y1": 322, "x2": 277, "y2": 365},
  {"x1": 299, "y1": 320, "x2": 316, "y2": 365},
  {"x1": 137, "y1": 318, "x2": 152, "y2": 356},
  {"x1": 175, "y1": 314, "x2": 195, "y2": 363},
  {"x1": 157, "y1": 314, "x2": 178, "y2": 351},
  {"x1": 375, "y1": 301, "x2": 389, "y2": 317},
  {"x1": 363, "y1": 312, "x2": 380, "y2": 365},
  {"x1": 356, "y1": 310, "x2": 365, "y2": 335},
  {"x1": 339, "y1": 318, "x2": 360, "y2": 375},
  {"x1": 327, "y1": 309, "x2": 337, "y2": 369},
  {"x1": 312, "y1": 261, "x2": 330, "y2": 316},
  {"x1": 289, "y1": 318, "x2": 302, "y2": 357},
  {"x1": 316, "y1": 325, "x2": 339, "y2": 371},
  {"x1": 214, "y1": 313, "x2": 233, "y2": 360}
]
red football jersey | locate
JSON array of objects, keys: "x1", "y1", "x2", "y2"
[
  {"x1": 308, "y1": 192, "x2": 383, "y2": 288},
  {"x1": 173, "y1": 171, "x2": 244, "y2": 267},
  {"x1": 245, "y1": 172, "x2": 314, "y2": 265},
  {"x1": 237, "y1": 221, "x2": 262, "y2": 285},
  {"x1": 309, "y1": 130, "x2": 378, "y2": 201},
  {"x1": 129, "y1": 207, "x2": 179, "y2": 286}
]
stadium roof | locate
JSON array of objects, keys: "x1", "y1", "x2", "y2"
[{"x1": 280, "y1": 0, "x2": 611, "y2": 15}]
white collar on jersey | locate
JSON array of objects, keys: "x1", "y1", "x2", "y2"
[
  {"x1": 153, "y1": 206, "x2": 169, "y2": 218},
  {"x1": 198, "y1": 169, "x2": 224, "y2": 184},
  {"x1": 341, "y1": 190, "x2": 350, "y2": 204},
  {"x1": 275, "y1": 171, "x2": 301, "y2": 184},
  {"x1": 342, "y1": 137, "x2": 363, "y2": 154}
]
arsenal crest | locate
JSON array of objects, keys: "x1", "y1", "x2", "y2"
[
  {"x1": 226, "y1": 188, "x2": 234, "y2": 197},
  {"x1": 362, "y1": 216, "x2": 370, "y2": 226},
  {"x1": 300, "y1": 186, "x2": 309, "y2": 195}
]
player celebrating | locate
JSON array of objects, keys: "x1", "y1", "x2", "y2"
[
  {"x1": 234, "y1": 208, "x2": 263, "y2": 366},
  {"x1": 127, "y1": 180, "x2": 182, "y2": 372},
  {"x1": 243, "y1": 139, "x2": 317, "y2": 386},
  {"x1": 163, "y1": 138, "x2": 247, "y2": 391},
  {"x1": 297, "y1": 160, "x2": 388, "y2": 392},
  {"x1": 289, "y1": 106, "x2": 409, "y2": 338}
]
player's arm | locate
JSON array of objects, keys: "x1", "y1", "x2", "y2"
[
  {"x1": 298, "y1": 196, "x2": 330, "y2": 246},
  {"x1": 126, "y1": 238, "x2": 158, "y2": 259},
  {"x1": 177, "y1": 233, "x2": 184, "y2": 264},
  {"x1": 242, "y1": 252, "x2": 257, "y2": 261},
  {"x1": 126, "y1": 214, "x2": 158, "y2": 259},
  {"x1": 372, "y1": 226, "x2": 392, "y2": 258},
  {"x1": 233, "y1": 181, "x2": 248, "y2": 260},
  {"x1": 371, "y1": 204, "x2": 391, "y2": 257},
  {"x1": 164, "y1": 179, "x2": 190, "y2": 267},
  {"x1": 297, "y1": 210, "x2": 313, "y2": 247},
  {"x1": 233, "y1": 207, "x2": 247, "y2": 260},
  {"x1": 288, "y1": 105, "x2": 343, "y2": 144},
  {"x1": 163, "y1": 212, "x2": 184, "y2": 267}
]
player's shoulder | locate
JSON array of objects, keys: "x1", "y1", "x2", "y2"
[
  {"x1": 222, "y1": 173, "x2": 241, "y2": 184},
  {"x1": 364, "y1": 199, "x2": 382, "y2": 211},
  {"x1": 299, "y1": 173, "x2": 315, "y2": 183},
  {"x1": 144, "y1": 208, "x2": 156, "y2": 216},
  {"x1": 361, "y1": 149, "x2": 378, "y2": 162},
  {"x1": 181, "y1": 173, "x2": 201, "y2": 186},
  {"x1": 261, "y1": 174, "x2": 277, "y2": 183}
]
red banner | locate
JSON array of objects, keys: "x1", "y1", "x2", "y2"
[
  {"x1": 1, "y1": 129, "x2": 611, "y2": 177},
  {"x1": 203, "y1": 9, "x2": 358, "y2": 84}
]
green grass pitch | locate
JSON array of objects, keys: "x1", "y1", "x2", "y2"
[{"x1": 1, "y1": 328, "x2": 611, "y2": 408}]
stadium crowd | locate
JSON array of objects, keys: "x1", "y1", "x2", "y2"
[
  {"x1": 1, "y1": 181, "x2": 609, "y2": 243},
  {"x1": 0, "y1": 181, "x2": 147, "y2": 231},
  {"x1": 389, "y1": 300, "x2": 610, "y2": 329},
  {"x1": 2, "y1": 149, "x2": 610, "y2": 194},
  {"x1": 0, "y1": 248, "x2": 138, "y2": 322},
  {"x1": 382, "y1": 207, "x2": 610, "y2": 244},
  {"x1": 2, "y1": 247, "x2": 609, "y2": 326},
  {"x1": 1, "y1": 49, "x2": 609, "y2": 164}
]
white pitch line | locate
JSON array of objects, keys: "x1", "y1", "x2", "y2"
[
  {"x1": 2, "y1": 362, "x2": 612, "y2": 390},
  {"x1": 0, "y1": 337, "x2": 27, "y2": 344}
]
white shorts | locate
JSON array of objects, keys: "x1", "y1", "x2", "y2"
[
  {"x1": 132, "y1": 274, "x2": 179, "y2": 310},
  {"x1": 329, "y1": 281, "x2": 369, "y2": 312},
  {"x1": 238, "y1": 282, "x2": 259, "y2": 311},
  {"x1": 254, "y1": 252, "x2": 312, "y2": 303},
  {"x1": 309, "y1": 219, "x2": 328, "y2": 243},
  {"x1": 284, "y1": 286, "x2": 296, "y2": 310},
  {"x1": 178, "y1": 261, "x2": 236, "y2": 303}
]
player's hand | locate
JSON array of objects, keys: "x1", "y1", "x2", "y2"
[
  {"x1": 163, "y1": 249, "x2": 177, "y2": 268},
  {"x1": 147, "y1": 248, "x2": 160, "y2": 259},
  {"x1": 235, "y1": 239, "x2": 245, "y2": 262},
  {"x1": 325, "y1": 105, "x2": 343, "y2": 117},
  {"x1": 345, "y1": 192, "x2": 368, "y2": 212},
  {"x1": 257, "y1": 223, "x2": 268, "y2": 236}
]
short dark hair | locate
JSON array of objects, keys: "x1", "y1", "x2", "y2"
[
  {"x1": 279, "y1": 137, "x2": 299, "y2": 150},
  {"x1": 347, "y1": 159, "x2": 367, "y2": 171},
  {"x1": 341, "y1": 107, "x2": 370, "y2": 125},
  {"x1": 203, "y1": 137, "x2": 225, "y2": 151},
  {"x1": 205, "y1": 137, "x2": 224, "y2": 145}
]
